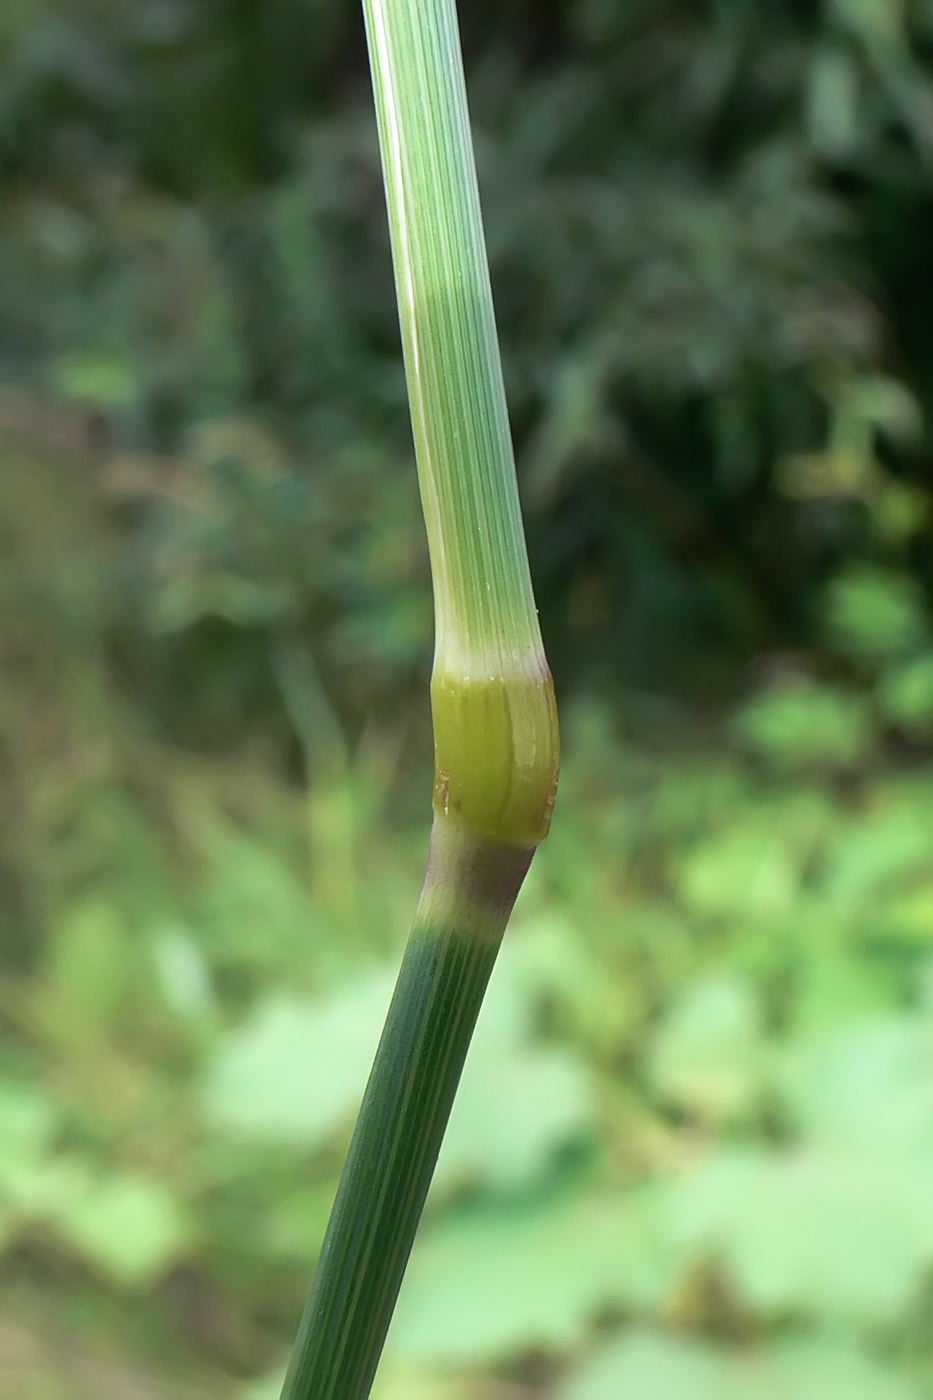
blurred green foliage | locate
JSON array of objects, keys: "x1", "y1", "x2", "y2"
[{"x1": 7, "y1": 1, "x2": 933, "y2": 1398}]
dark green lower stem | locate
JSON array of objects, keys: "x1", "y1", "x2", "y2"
[{"x1": 280, "y1": 820, "x2": 533, "y2": 1400}]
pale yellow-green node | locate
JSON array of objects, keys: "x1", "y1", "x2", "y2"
[{"x1": 431, "y1": 666, "x2": 559, "y2": 848}]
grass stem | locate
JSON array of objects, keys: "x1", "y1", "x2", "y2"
[
  {"x1": 280, "y1": 0, "x2": 559, "y2": 1394},
  {"x1": 280, "y1": 823, "x2": 532, "y2": 1400}
]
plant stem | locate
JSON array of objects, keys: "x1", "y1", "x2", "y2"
[
  {"x1": 364, "y1": 0, "x2": 541, "y2": 673},
  {"x1": 280, "y1": 0, "x2": 559, "y2": 1394},
  {"x1": 365, "y1": 0, "x2": 559, "y2": 849},
  {"x1": 280, "y1": 822, "x2": 532, "y2": 1400}
]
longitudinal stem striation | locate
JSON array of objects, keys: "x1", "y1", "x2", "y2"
[
  {"x1": 280, "y1": 3, "x2": 559, "y2": 1398},
  {"x1": 366, "y1": 0, "x2": 559, "y2": 848},
  {"x1": 281, "y1": 827, "x2": 532, "y2": 1400}
]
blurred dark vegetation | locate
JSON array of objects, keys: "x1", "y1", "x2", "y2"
[{"x1": 7, "y1": 1, "x2": 933, "y2": 1398}]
